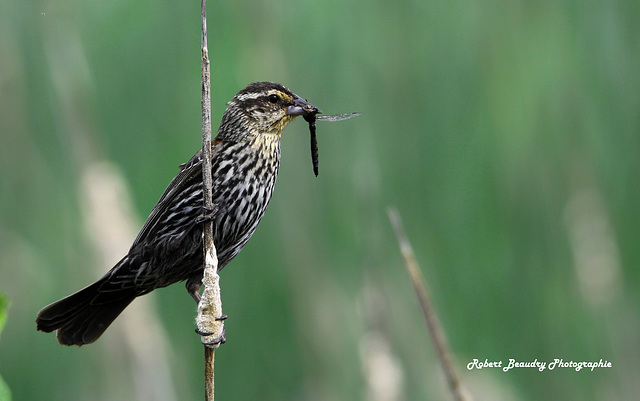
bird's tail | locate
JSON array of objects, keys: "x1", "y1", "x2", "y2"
[{"x1": 36, "y1": 277, "x2": 136, "y2": 346}]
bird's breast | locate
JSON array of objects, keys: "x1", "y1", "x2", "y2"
[{"x1": 210, "y1": 139, "x2": 281, "y2": 266}]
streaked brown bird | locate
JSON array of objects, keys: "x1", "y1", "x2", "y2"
[{"x1": 36, "y1": 81, "x2": 320, "y2": 346}]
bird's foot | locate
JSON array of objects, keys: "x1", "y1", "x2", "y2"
[
  {"x1": 194, "y1": 315, "x2": 227, "y2": 329},
  {"x1": 196, "y1": 205, "x2": 219, "y2": 224},
  {"x1": 195, "y1": 325, "x2": 226, "y2": 346}
]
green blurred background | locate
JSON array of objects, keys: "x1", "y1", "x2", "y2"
[{"x1": 1, "y1": 0, "x2": 638, "y2": 400}]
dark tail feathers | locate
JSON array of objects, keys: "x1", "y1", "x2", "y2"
[{"x1": 36, "y1": 279, "x2": 136, "y2": 346}]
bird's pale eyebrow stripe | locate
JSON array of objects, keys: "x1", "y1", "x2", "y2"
[
  {"x1": 236, "y1": 92, "x2": 263, "y2": 101},
  {"x1": 236, "y1": 90, "x2": 293, "y2": 103}
]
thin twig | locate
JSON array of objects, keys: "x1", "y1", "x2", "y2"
[
  {"x1": 387, "y1": 207, "x2": 471, "y2": 401},
  {"x1": 197, "y1": 0, "x2": 224, "y2": 400}
]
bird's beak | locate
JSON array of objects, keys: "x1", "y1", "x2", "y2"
[{"x1": 286, "y1": 97, "x2": 322, "y2": 116}]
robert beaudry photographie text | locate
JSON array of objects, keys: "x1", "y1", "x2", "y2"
[{"x1": 467, "y1": 358, "x2": 612, "y2": 372}]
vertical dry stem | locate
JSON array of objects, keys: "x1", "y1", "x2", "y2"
[
  {"x1": 387, "y1": 207, "x2": 471, "y2": 401},
  {"x1": 204, "y1": 346, "x2": 215, "y2": 400},
  {"x1": 197, "y1": 0, "x2": 224, "y2": 400}
]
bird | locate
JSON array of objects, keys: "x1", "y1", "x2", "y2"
[{"x1": 36, "y1": 81, "x2": 320, "y2": 346}]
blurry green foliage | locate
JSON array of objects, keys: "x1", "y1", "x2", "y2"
[
  {"x1": 0, "y1": 374, "x2": 9, "y2": 401},
  {"x1": 0, "y1": 293, "x2": 7, "y2": 337},
  {"x1": 0, "y1": 292, "x2": 11, "y2": 401}
]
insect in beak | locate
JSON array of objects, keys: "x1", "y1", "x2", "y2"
[{"x1": 304, "y1": 112, "x2": 362, "y2": 176}]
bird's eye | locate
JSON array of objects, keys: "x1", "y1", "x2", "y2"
[{"x1": 268, "y1": 94, "x2": 279, "y2": 103}]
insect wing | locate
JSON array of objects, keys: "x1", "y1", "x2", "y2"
[{"x1": 316, "y1": 113, "x2": 362, "y2": 122}]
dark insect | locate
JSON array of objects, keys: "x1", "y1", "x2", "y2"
[
  {"x1": 303, "y1": 114, "x2": 320, "y2": 176},
  {"x1": 304, "y1": 112, "x2": 362, "y2": 176}
]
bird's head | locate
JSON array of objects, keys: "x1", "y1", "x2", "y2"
[{"x1": 219, "y1": 82, "x2": 320, "y2": 141}]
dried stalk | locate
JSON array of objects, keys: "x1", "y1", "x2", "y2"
[
  {"x1": 197, "y1": 0, "x2": 224, "y2": 399},
  {"x1": 387, "y1": 207, "x2": 471, "y2": 401}
]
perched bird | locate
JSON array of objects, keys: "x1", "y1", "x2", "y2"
[{"x1": 36, "y1": 81, "x2": 320, "y2": 346}]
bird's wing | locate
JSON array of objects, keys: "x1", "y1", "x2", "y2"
[{"x1": 130, "y1": 140, "x2": 219, "y2": 248}]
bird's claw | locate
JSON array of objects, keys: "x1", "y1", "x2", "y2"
[
  {"x1": 195, "y1": 314, "x2": 227, "y2": 345},
  {"x1": 195, "y1": 327, "x2": 226, "y2": 346},
  {"x1": 196, "y1": 205, "x2": 219, "y2": 224}
]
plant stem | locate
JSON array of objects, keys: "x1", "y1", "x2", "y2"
[
  {"x1": 198, "y1": 0, "x2": 224, "y2": 400},
  {"x1": 387, "y1": 207, "x2": 471, "y2": 401}
]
